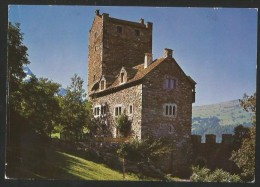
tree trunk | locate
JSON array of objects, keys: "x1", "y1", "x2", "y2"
[{"x1": 122, "y1": 157, "x2": 125, "y2": 179}]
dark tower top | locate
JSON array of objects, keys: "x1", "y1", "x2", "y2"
[{"x1": 88, "y1": 11, "x2": 153, "y2": 94}]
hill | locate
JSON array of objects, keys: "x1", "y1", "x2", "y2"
[
  {"x1": 7, "y1": 147, "x2": 139, "y2": 180},
  {"x1": 192, "y1": 99, "x2": 253, "y2": 142}
]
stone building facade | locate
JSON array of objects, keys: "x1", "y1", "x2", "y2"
[{"x1": 87, "y1": 11, "x2": 196, "y2": 175}]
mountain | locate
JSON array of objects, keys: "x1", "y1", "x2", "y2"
[
  {"x1": 192, "y1": 100, "x2": 254, "y2": 142},
  {"x1": 23, "y1": 66, "x2": 34, "y2": 82}
]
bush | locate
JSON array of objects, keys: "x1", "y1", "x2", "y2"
[
  {"x1": 190, "y1": 166, "x2": 241, "y2": 182},
  {"x1": 116, "y1": 114, "x2": 132, "y2": 137}
]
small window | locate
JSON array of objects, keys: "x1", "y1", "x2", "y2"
[
  {"x1": 93, "y1": 75, "x2": 96, "y2": 81},
  {"x1": 101, "y1": 105, "x2": 106, "y2": 115},
  {"x1": 117, "y1": 26, "x2": 122, "y2": 34},
  {"x1": 135, "y1": 29, "x2": 140, "y2": 36},
  {"x1": 100, "y1": 80, "x2": 105, "y2": 90},
  {"x1": 94, "y1": 32, "x2": 98, "y2": 38},
  {"x1": 94, "y1": 46, "x2": 98, "y2": 51},
  {"x1": 129, "y1": 105, "x2": 133, "y2": 115},
  {"x1": 164, "y1": 78, "x2": 177, "y2": 89},
  {"x1": 115, "y1": 106, "x2": 122, "y2": 116},
  {"x1": 94, "y1": 105, "x2": 101, "y2": 117},
  {"x1": 164, "y1": 103, "x2": 177, "y2": 117},
  {"x1": 120, "y1": 72, "x2": 125, "y2": 83}
]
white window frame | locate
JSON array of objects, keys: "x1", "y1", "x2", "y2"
[
  {"x1": 93, "y1": 105, "x2": 101, "y2": 117},
  {"x1": 100, "y1": 104, "x2": 107, "y2": 116},
  {"x1": 114, "y1": 104, "x2": 123, "y2": 117},
  {"x1": 163, "y1": 103, "x2": 177, "y2": 117},
  {"x1": 119, "y1": 68, "x2": 127, "y2": 85},
  {"x1": 100, "y1": 77, "x2": 106, "y2": 91}
]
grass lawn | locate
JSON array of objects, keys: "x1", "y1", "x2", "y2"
[{"x1": 9, "y1": 147, "x2": 139, "y2": 180}]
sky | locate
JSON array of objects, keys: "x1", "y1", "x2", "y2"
[{"x1": 8, "y1": 6, "x2": 258, "y2": 106}]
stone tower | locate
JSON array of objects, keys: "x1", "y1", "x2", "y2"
[{"x1": 88, "y1": 10, "x2": 153, "y2": 94}]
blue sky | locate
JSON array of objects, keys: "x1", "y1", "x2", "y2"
[{"x1": 8, "y1": 6, "x2": 257, "y2": 106}]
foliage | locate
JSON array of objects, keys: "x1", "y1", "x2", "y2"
[
  {"x1": 116, "y1": 114, "x2": 132, "y2": 137},
  {"x1": 20, "y1": 76, "x2": 61, "y2": 136},
  {"x1": 231, "y1": 126, "x2": 255, "y2": 181},
  {"x1": 8, "y1": 22, "x2": 30, "y2": 111},
  {"x1": 88, "y1": 115, "x2": 112, "y2": 137},
  {"x1": 190, "y1": 166, "x2": 241, "y2": 182},
  {"x1": 233, "y1": 125, "x2": 250, "y2": 150},
  {"x1": 124, "y1": 136, "x2": 173, "y2": 162},
  {"x1": 117, "y1": 143, "x2": 128, "y2": 179},
  {"x1": 231, "y1": 93, "x2": 256, "y2": 181},
  {"x1": 59, "y1": 74, "x2": 89, "y2": 140}
]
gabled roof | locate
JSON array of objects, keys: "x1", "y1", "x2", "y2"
[{"x1": 90, "y1": 57, "x2": 196, "y2": 96}]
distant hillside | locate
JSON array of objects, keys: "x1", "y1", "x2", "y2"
[{"x1": 192, "y1": 100, "x2": 254, "y2": 142}]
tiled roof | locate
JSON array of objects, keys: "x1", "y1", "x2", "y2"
[{"x1": 90, "y1": 57, "x2": 196, "y2": 96}]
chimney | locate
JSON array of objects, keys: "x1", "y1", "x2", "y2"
[
  {"x1": 139, "y1": 18, "x2": 144, "y2": 24},
  {"x1": 146, "y1": 22, "x2": 153, "y2": 29},
  {"x1": 102, "y1": 13, "x2": 109, "y2": 21},
  {"x1": 164, "y1": 48, "x2": 173, "y2": 58},
  {"x1": 144, "y1": 53, "x2": 153, "y2": 68},
  {"x1": 95, "y1": 9, "x2": 100, "y2": 16}
]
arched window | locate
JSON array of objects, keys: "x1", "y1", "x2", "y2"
[{"x1": 100, "y1": 76, "x2": 106, "y2": 91}]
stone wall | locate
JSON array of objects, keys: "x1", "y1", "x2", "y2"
[
  {"x1": 102, "y1": 15, "x2": 152, "y2": 77},
  {"x1": 191, "y1": 134, "x2": 239, "y2": 173},
  {"x1": 141, "y1": 57, "x2": 194, "y2": 176},
  {"x1": 88, "y1": 15, "x2": 103, "y2": 93},
  {"x1": 91, "y1": 84, "x2": 143, "y2": 139}
]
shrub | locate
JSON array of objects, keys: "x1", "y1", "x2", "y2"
[
  {"x1": 190, "y1": 166, "x2": 241, "y2": 182},
  {"x1": 116, "y1": 114, "x2": 132, "y2": 137}
]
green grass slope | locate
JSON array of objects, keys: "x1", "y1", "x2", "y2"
[{"x1": 9, "y1": 148, "x2": 139, "y2": 180}]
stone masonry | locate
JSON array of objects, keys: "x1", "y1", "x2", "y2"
[{"x1": 88, "y1": 10, "x2": 196, "y2": 176}]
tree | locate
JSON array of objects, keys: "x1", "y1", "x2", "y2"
[
  {"x1": 116, "y1": 114, "x2": 132, "y2": 137},
  {"x1": 8, "y1": 22, "x2": 30, "y2": 112},
  {"x1": 59, "y1": 74, "x2": 89, "y2": 140},
  {"x1": 233, "y1": 125, "x2": 250, "y2": 150},
  {"x1": 20, "y1": 76, "x2": 61, "y2": 136},
  {"x1": 231, "y1": 93, "x2": 256, "y2": 181},
  {"x1": 7, "y1": 22, "x2": 31, "y2": 169},
  {"x1": 117, "y1": 143, "x2": 128, "y2": 179}
]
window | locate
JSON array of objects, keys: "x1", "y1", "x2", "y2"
[
  {"x1": 94, "y1": 32, "x2": 98, "y2": 38},
  {"x1": 135, "y1": 29, "x2": 140, "y2": 36},
  {"x1": 100, "y1": 80, "x2": 105, "y2": 90},
  {"x1": 94, "y1": 105, "x2": 101, "y2": 117},
  {"x1": 117, "y1": 26, "x2": 122, "y2": 34},
  {"x1": 129, "y1": 105, "x2": 133, "y2": 115},
  {"x1": 94, "y1": 46, "x2": 98, "y2": 51},
  {"x1": 164, "y1": 103, "x2": 177, "y2": 117},
  {"x1": 94, "y1": 104, "x2": 106, "y2": 117},
  {"x1": 114, "y1": 105, "x2": 122, "y2": 116},
  {"x1": 101, "y1": 105, "x2": 106, "y2": 115},
  {"x1": 120, "y1": 72, "x2": 125, "y2": 83},
  {"x1": 163, "y1": 78, "x2": 177, "y2": 89}
]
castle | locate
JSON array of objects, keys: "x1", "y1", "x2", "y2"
[{"x1": 87, "y1": 10, "x2": 196, "y2": 175}]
